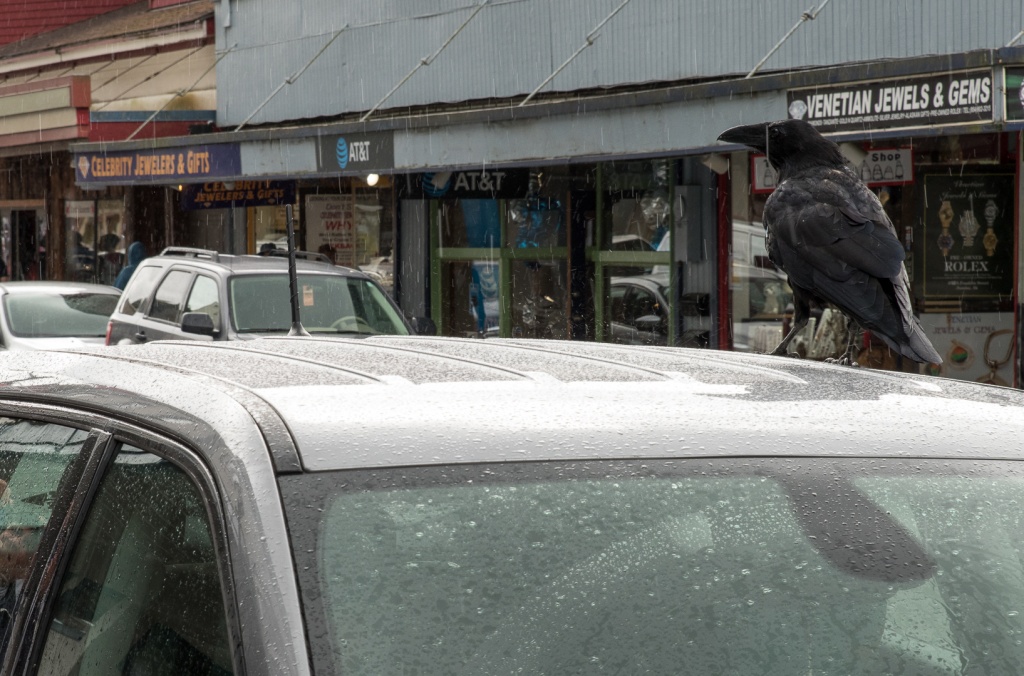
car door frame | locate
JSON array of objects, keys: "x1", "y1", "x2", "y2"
[
  {"x1": 134, "y1": 266, "x2": 205, "y2": 343},
  {"x1": 0, "y1": 401, "x2": 246, "y2": 676}
]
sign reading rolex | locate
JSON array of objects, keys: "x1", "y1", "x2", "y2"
[
  {"x1": 787, "y1": 69, "x2": 994, "y2": 133},
  {"x1": 920, "y1": 172, "x2": 1014, "y2": 299},
  {"x1": 317, "y1": 131, "x2": 394, "y2": 173}
]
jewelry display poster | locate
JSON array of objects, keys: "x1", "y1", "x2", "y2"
[
  {"x1": 920, "y1": 172, "x2": 1014, "y2": 298},
  {"x1": 917, "y1": 313, "x2": 1016, "y2": 386}
]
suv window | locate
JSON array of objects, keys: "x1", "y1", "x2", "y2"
[
  {"x1": 118, "y1": 266, "x2": 163, "y2": 317},
  {"x1": 148, "y1": 271, "x2": 193, "y2": 323},
  {"x1": 38, "y1": 444, "x2": 234, "y2": 675},
  {"x1": 0, "y1": 419, "x2": 89, "y2": 653},
  {"x1": 184, "y1": 275, "x2": 220, "y2": 328},
  {"x1": 229, "y1": 273, "x2": 408, "y2": 335}
]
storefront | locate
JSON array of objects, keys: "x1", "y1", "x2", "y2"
[
  {"x1": 69, "y1": 48, "x2": 1024, "y2": 387},
  {"x1": 720, "y1": 66, "x2": 1021, "y2": 387}
]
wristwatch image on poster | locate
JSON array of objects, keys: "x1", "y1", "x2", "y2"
[{"x1": 921, "y1": 172, "x2": 1014, "y2": 299}]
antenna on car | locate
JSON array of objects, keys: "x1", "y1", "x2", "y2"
[{"x1": 285, "y1": 204, "x2": 311, "y2": 337}]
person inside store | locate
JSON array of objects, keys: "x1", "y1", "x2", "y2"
[
  {"x1": 114, "y1": 242, "x2": 147, "y2": 290},
  {"x1": 258, "y1": 242, "x2": 278, "y2": 256},
  {"x1": 98, "y1": 233, "x2": 123, "y2": 287}
]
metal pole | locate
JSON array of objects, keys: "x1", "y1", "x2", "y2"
[{"x1": 285, "y1": 204, "x2": 310, "y2": 336}]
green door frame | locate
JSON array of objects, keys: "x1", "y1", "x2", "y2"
[
  {"x1": 429, "y1": 163, "x2": 677, "y2": 343},
  {"x1": 589, "y1": 163, "x2": 674, "y2": 343}
]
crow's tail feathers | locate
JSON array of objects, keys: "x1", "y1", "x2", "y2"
[
  {"x1": 900, "y1": 320, "x2": 943, "y2": 364},
  {"x1": 889, "y1": 268, "x2": 942, "y2": 364}
]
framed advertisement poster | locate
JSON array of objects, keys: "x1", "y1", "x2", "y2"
[
  {"x1": 917, "y1": 312, "x2": 1016, "y2": 387},
  {"x1": 920, "y1": 172, "x2": 1014, "y2": 299},
  {"x1": 305, "y1": 194, "x2": 356, "y2": 267}
]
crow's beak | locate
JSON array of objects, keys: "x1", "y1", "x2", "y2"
[{"x1": 717, "y1": 123, "x2": 768, "y2": 152}]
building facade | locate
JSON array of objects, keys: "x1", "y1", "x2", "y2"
[{"x1": 70, "y1": 0, "x2": 1024, "y2": 386}]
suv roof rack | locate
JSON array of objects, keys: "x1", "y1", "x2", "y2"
[
  {"x1": 266, "y1": 249, "x2": 332, "y2": 264},
  {"x1": 161, "y1": 247, "x2": 220, "y2": 261}
]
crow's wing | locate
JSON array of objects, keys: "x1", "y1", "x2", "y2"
[{"x1": 765, "y1": 167, "x2": 941, "y2": 363}]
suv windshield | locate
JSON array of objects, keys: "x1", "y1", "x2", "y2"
[
  {"x1": 4, "y1": 292, "x2": 119, "y2": 338},
  {"x1": 229, "y1": 273, "x2": 409, "y2": 335},
  {"x1": 282, "y1": 458, "x2": 1024, "y2": 675}
]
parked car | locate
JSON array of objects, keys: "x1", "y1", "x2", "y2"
[
  {"x1": 106, "y1": 247, "x2": 433, "y2": 345},
  {"x1": 608, "y1": 272, "x2": 669, "y2": 345},
  {"x1": 0, "y1": 337, "x2": 1022, "y2": 674},
  {"x1": 0, "y1": 282, "x2": 120, "y2": 350}
]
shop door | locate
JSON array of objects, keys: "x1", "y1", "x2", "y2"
[
  {"x1": 10, "y1": 210, "x2": 42, "y2": 281},
  {"x1": 433, "y1": 197, "x2": 570, "y2": 339}
]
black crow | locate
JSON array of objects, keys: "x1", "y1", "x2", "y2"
[{"x1": 717, "y1": 119, "x2": 941, "y2": 365}]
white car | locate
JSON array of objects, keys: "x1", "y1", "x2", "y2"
[{"x1": 0, "y1": 281, "x2": 121, "y2": 350}]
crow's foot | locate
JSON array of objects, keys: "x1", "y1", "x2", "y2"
[{"x1": 824, "y1": 354, "x2": 859, "y2": 367}]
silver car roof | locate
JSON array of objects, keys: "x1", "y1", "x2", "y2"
[{"x1": 0, "y1": 337, "x2": 1021, "y2": 472}]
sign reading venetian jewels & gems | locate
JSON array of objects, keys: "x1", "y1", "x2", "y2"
[
  {"x1": 920, "y1": 172, "x2": 1014, "y2": 299},
  {"x1": 787, "y1": 70, "x2": 994, "y2": 133}
]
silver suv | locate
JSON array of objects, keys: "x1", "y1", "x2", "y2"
[{"x1": 105, "y1": 247, "x2": 427, "y2": 344}]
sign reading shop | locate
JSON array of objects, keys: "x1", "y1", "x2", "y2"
[
  {"x1": 787, "y1": 69, "x2": 993, "y2": 133},
  {"x1": 75, "y1": 144, "x2": 241, "y2": 184}
]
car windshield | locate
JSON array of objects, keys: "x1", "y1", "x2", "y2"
[
  {"x1": 3, "y1": 292, "x2": 119, "y2": 338},
  {"x1": 229, "y1": 273, "x2": 409, "y2": 335},
  {"x1": 282, "y1": 458, "x2": 1024, "y2": 675}
]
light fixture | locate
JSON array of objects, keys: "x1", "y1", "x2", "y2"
[
  {"x1": 700, "y1": 153, "x2": 730, "y2": 175},
  {"x1": 366, "y1": 173, "x2": 380, "y2": 187},
  {"x1": 838, "y1": 142, "x2": 867, "y2": 166}
]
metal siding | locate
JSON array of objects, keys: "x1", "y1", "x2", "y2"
[{"x1": 218, "y1": 0, "x2": 1024, "y2": 127}]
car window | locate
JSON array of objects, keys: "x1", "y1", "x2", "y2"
[
  {"x1": 624, "y1": 286, "x2": 659, "y2": 324},
  {"x1": 147, "y1": 270, "x2": 193, "y2": 323},
  {"x1": 3, "y1": 293, "x2": 119, "y2": 339},
  {"x1": 229, "y1": 273, "x2": 409, "y2": 335},
  {"x1": 118, "y1": 266, "x2": 163, "y2": 318},
  {"x1": 37, "y1": 444, "x2": 234, "y2": 675},
  {"x1": 184, "y1": 275, "x2": 220, "y2": 328},
  {"x1": 609, "y1": 283, "x2": 627, "y2": 323},
  {"x1": 282, "y1": 458, "x2": 1024, "y2": 676},
  {"x1": 0, "y1": 419, "x2": 89, "y2": 654}
]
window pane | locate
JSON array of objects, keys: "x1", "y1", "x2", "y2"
[
  {"x1": 3, "y1": 293, "x2": 118, "y2": 339},
  {"x1": 118, "y1": 266, "x2": 162, "y2": 317},
  {"x1": 284, "y1": 459, "x2": 1024, "y2": 676},
  {"x1": 38, "y1": 445, "x2": 233, "y2": 675},
  {"x1": 606, "y1": 267, "x2": 670, "y2": 345},
  {"x1": 148, "y1": 271, "x2": 192, "y2": 323},
  {"x1": 230, "y1": 273, "x2": 408, "y2": 335},
  {"x1": 0, "y1": 420, "x2": 88, "y2": 654},
  {"x1": 184, "y1": 276, "x2": 220, "y2": 328}
]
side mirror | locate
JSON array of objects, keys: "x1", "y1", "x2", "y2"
[
  {"x1": 181, "y1": 312, "x2": 216, "y2": 337},
  {"x1": 409, "y1": 316, "x2": 437, "y2": 336},
  {"x1": 635, "y1": 314, "x2": 666, "y2": 334}
]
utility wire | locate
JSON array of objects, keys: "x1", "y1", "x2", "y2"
[
  {"x1": 519, "y1": 0, "x2": 633, "y2": 107},
  {"x1": 235, "y1": 26, "x2": 348, "y2": 131},
  {"x1": 361, "y1": 0, "x2": 488, "y2": 122},
  {"x1": 746, "y1": 0, "x2": 831, "y2": 79},
  {"x1": 128, "y1": 44, "x2": 236, "y2": 140}
]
